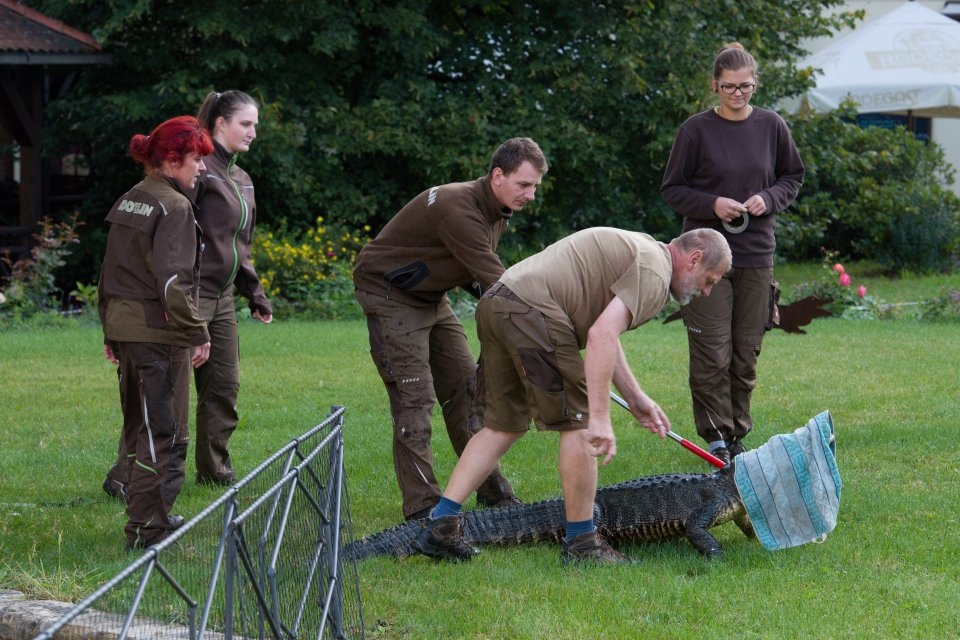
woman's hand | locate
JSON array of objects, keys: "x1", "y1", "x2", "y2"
[
  {"x1": 192, "y1": 342, "x2": 211, "y2": 368},
  {"x1": 743, "y1": 194, "x2": 767, "y2": 216},
  {"x1": 714, "y1": 197, "x2": 747, "y2": 222}
]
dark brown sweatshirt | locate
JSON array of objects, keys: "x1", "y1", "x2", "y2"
[
  {"x1": 660, "y1": 107, "x2": 805, "y2": 268},
  {"x1": 353, "y1": 175, "x2": 511, "y2": 306}
]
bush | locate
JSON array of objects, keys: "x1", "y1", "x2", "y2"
[
  {"x1": 782, "y1": 103, "x2": 960, "y2": 274},
  {"x1": 919, "y1": 288, "x2": 960, "y2": 322},
  {"x1": 0, "y1": 213, "x2": 84, "y2": 324},
  {"x1": 883, "y1": 197, "x2": 959, "y2": 274},
  {"x1": 787, "y1": 249, "x2": 881, "y2": 319},
  {"x1": 251, "y1": 218, "x2": 369, "y2": 320}
]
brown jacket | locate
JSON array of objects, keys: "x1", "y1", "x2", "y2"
[
  {"x1": 98, "y1": 176, "x2": 209, "y2": 347},
  {"x1": 353, "y1": 176, "x2": 511, "y2": 307},
  {"x1": 194, "y1": 141, "x2": 271, "y2": 314}
]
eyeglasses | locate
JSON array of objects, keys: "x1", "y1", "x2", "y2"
[{"x1": 718, "y1": 83, "x2": 756, "y2": 95}]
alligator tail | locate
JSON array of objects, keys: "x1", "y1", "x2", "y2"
[
  {"x1": 343, "y1": 520, "x2": 422, "y2": 561},
  {"x1": 463, "y1": 497, "x2": 568, "y2": 546},
  {"x1": 345, "y1": 496, "x2": 571, "y2": 561}
]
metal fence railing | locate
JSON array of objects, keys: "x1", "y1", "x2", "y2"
[{"x1": 33, "y1": 405, "x2": 365, "y2": 640}]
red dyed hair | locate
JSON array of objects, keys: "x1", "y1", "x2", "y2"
[{"x1": 128, "y1": 115, "x2": 214, "y2": 170}]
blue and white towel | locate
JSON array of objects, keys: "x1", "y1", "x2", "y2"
[{"x1": 734, "y1": 410, "x2": 842, "y2": 551}]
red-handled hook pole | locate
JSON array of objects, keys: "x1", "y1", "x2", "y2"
[{"x1": 609, "y1": 391, "x2": 726, "y2": 469}]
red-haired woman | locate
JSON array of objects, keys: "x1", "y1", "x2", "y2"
[{"x1": 98, "y1": 115, "x2": 213, "y2": 550}]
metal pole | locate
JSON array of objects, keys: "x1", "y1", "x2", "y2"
[{"x1": 609, "y1": 391, "x2": 726, "y2": 469}]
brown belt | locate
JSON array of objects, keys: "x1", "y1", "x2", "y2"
[{"x1": 485, "y1": 281, "x2": 524, "y2": 302}]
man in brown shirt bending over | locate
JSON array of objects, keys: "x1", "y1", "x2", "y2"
[
  {"x1": 353, "y1": 138, "x2": 549, "y2": 521},
  {"x1": 412, "y1": 227, "x2": 732, "y2": 565}
]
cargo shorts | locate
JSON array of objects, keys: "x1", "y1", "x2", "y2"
[{"x1": 476, "y1": 283, "x2": 588, "y2": 433}]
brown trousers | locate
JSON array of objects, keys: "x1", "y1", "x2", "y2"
[
  {"x1": 193, "y1": 295, "x2": 241, "y2": 482},
  {"x1": 356, "y1": 289, "x2": 515, "y2": 519},
  {"x1": 681, "y1": 267, "x2": 772, "y2": 445},
  {"x1": 109, "y1": 341, "x2": 190, "y2": 548}
]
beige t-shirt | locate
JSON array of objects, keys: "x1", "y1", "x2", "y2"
[{"x1": 500, "y1": 227, "x2": 672, "y2": 348}]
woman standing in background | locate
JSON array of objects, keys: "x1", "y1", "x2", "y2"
[
  {"x1": 192, "y1": 90, "x2": 273, "y2": 486},
  {"x1": 660, "y1": 43, "x2": 804, "y2": 464}
]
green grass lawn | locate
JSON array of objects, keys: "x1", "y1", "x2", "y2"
[{"x1": 1, "y1": 270, "x2": 959, "y2": 638}]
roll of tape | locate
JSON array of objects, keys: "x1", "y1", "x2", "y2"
[{"x1": 723, "y1": 214, "x2": 749, "y2": 234}]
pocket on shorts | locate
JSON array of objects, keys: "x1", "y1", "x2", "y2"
[
  {"x1": 518, "y1": 347, "x2": 563, "y2": 392},
  {"x1": 518, "y1": 347, "x2": 568, "y2": 425}
]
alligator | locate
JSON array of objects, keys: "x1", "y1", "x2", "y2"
[{"x1": 346, "y1": 461, "x2": 755, "y2": 561}]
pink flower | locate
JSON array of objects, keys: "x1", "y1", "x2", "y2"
[
  {"x1": 857, "y1": 285, "x2": 867, "y2": 298},
  {"x1": 832, "y1": 263, "x2": 845, "y2": 274},
  {"x1": 839, "y1": 273, "x2": 851, "y2": 287}
]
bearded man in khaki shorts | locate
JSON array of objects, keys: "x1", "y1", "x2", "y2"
[{"x1": 412, "y1": 226, "x2": 731, "y2": 565}]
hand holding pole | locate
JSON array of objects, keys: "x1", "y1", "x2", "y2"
[{"x1": 609, "y1": 391, "x2": 726, "y2": 469}]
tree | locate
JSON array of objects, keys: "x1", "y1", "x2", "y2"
[{"x1": 34, "y1": 0, "x2": 860, "y2": 285}]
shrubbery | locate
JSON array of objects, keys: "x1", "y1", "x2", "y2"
[
  {"x1": 250, "y1": 218, "x2": 369, "y2": 320},
  {"x1": 788, "y1": 249, "x2": 880, "y2": 319},
  {"x1": 919, "y1": 287, "x2": 960, "y2": 322},
  {"x1": 2, "y1": 210, "x2": 957, "y2": 325},
  {"x1": 786, "y1": 248, "x2": 960, "y2": 322},
  {"x1": 0, "y1": 214, "x2": 83, "y2": 327},
  {"x1": 782, "y1": 103, "x2": 960, "y2": 274},
  {"x1": 0, "y1": 213, "x2": 371, "y2": 324}
]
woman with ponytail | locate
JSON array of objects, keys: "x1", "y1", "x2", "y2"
[
  {"x1": 660, "y1": 43, "x2": 805, "y2": 464},
  {"x1": 191, "y1": 90, "x2": 272, "y2": 487}
]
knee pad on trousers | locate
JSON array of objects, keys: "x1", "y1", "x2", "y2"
[{"x1": 392, "y1": 379, "x2": 435, "y2": 443}]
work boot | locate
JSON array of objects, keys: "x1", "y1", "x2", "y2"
[
  {"x1": 124, "y1": 532, "x2": 168, "y2": 553},
  {"x1": 405, "y1": 503, "x2": 437, "y2": 522},
  {"x1": 412, "y1": 515, "x2": 479, "y2": 562},
  {"x1": 727, "y1": 439, "x2": 748, "y2": 459},
  {"x1": 196, "y1": 472, "x2": 236, "y2": 487},
  {"x1": 561, "y1": 530, "x2": 634, "y2": 566}
]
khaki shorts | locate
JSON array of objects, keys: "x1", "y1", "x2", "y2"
[{"x1": 476, "y1": 283, "x2": 588, "y2": 433}]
